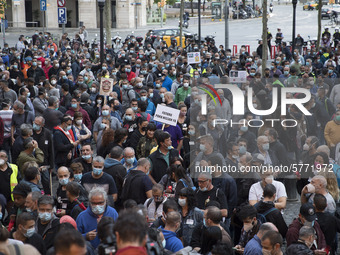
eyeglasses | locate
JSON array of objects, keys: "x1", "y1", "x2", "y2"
[{"x1": 198, "y1": 179, "x2": 208, "y2": 184}]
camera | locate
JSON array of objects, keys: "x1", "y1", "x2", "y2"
[{"x1": 98, "y1": 235, "x2": 117, "y2": 255}]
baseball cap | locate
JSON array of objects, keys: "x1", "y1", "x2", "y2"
[{"x1": 300, "y1": 203, "x2": 317, "y2": 222}]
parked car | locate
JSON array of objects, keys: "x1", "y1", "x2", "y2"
[
  {"x1": 303, "y1": 2, "x2": 318, "y2": 10},
  {"x1": 146, "y1": 28, "x2": 194, "y2": 47},
  {"x1": 322, "y1": 8, "x2": 333, "y2": 19}
]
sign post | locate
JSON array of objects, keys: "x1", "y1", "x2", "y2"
[
  {"x1": 58, "y1": 0, "x2": 66, "y2": 35},
  {"x1": 58, "y1": 7, "x2": 67, "y2": 34},
  {"x1": 40, "y1": 0, "x2": 46, "y2": 33}
]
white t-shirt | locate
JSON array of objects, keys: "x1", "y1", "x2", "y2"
[{"x1": 249, "y1": 180, "x2": 287, "y2": 202}]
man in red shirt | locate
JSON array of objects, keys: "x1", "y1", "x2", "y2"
[{"x1": 114, "y1": 210, "x2": 148, "y2": 255}]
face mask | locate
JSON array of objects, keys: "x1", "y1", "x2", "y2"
[
  {"x1": 125, "y1": 115, "x2": 133, "y2": 121},
  {"x1": 188, "y1": 130, "x2": 195, "y2": 136},
  {"x1": 262, "y1": 249, "x2": 272, "y2": 255},
  {"x1": 27, "y1": 92, "x2": 31, "y2": 98},
  {"x1": 162, "y1": 239, "x2": 166, "y2": 248},
  {"x1": 59, "y1": 178, "x2": 69, "y2": 186},
  {"x1": 167, "y1": 146, "x2": 172, "y2": 150},
  {"x1": 33, "y1": 123, "x2": 41, "y2": 131},
  {"x1": 92, "y1": 204, "x2": 105, "y2": 215},
  {"x1": 141, "y1": 96, "x2": 147, "y2": 101},
  {"x1": 13, "y1": 65, "x2": 18, "y2": 69},
  {"x1": 303, "y1": 143, "x2": 310, "y2": 151},
  {"x1": 149, "y1": 93, "x2": 154, "y2": 98},
  {"x1": 97, "y1": 99, "x2": 102, "y2": 104},
  {"x1": 114, "y1": 105, "x2": 120, "y2": 110},
  {"x1": 32, "y1": 62, "x2": 37, "y2": 67},
  {"x1": 203, "y1": 218, "x2": 207, "y2": 227},
  {"x1": 240, "y1": 126, "x2": 248, "y2": 132},
  {"x1": 39, "y1": 212, "x2": 52, "y2": 222},
  {"x1": 24, "y1": 227, "x2": 35, "y2": 238},
  {"x1": 90, "y1": 87, "x2": 96, "y2": 93},
  {"x1": 232, "y1": 154, "x2": 239, "y2": 159},
  {"x1": 82, "y1": 154, "x2": 92, "y2": 160},
  {"x1": 200, "y1": 144, "x2": 206, "y2": 152},
  {"x1": 0, "y1": 212, "x2": 2, "y2": 220},
  {"x1": 62, "y1": 75, "x2": 67, "y2": 80},
  {"x1": 194, "y1": 75, "x2": 200, "y2": 79},
  {"x1": 71, "y1": 103, "x2": 77, "y2": 108},
  {"x1": 66, "y1": 125, "x2": 72, "y2": 131},
  {"x1": 125, "y1": 68, "x2": 131, "y2": 73},
  {"x1": 73, "y1": 173, "x2": 83, "y2": 182},
  {"x1": 156, "y1": 83, "x2": 161, "y2": 88},
  {"x1": 100, "y1": 123, "x2": 107, "y2": 129},
  {"x1": 239, "y1": 146, "x2": 247, "y2": 154},
  {"x1": 67, "y1": 69, "x2": 72, "y2": 74},
  {"x1": 132, "y1": 106, "x2": 138, "y2": 111},
  {"x1": 329, "y1": 69, "x2": 333, "y2": 74},
  {"x1": 335, "y1": 115, "x2": 340, "y2": 121},
  {"x1": 55, "y1": 64, "x2": 59, "y2": 68},
  {"x1": 183, "y1": 83, "x2": 189, "y2": 88},
  {"x1": 102, "y1": 110, "x2": 109, "y2": 116},
  {"x1": 123, "y1": 84, "x2": 128, "y2": 90},
  {"x1": 51, "y1": 80, "x2": 57, "y2": 85},
  {"x1": 178, "y1": 198, "x2": 186, "y2": 207},
  {"x1": 199, "y1": 186, "x2": 208, "y2": 192},
  {"x1": 93, "y1": 167, "x2": 103, "y2": 176},
  {"x1": 126, "y1": 157, "x2": 135, "y2": 165},
  {"x1": 250, "y1": 73, "x2": 255, "y2": 76},
  {"x1": 262, "y1": 143, "x2": 270, "y2": 151}
]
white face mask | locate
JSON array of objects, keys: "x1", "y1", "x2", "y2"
[{"x1": 178, "y1": 198, "x2": 186, "y2": 207}]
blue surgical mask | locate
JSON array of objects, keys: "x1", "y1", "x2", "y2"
[
  {"x1": 123, "y1": 84, "x2": 128, "y2": 90},
  {"x1": 33, "y1": 123, "x2": 41, "y2": 131},
  {"x1": 199, "y1": 186, "x2": 208, "y2": 192},
  {"x1": 132, "y1": 106, "x2": 138, "y2": 111},
  {"x1": 100, "y1": 123, "x2": 107, "y2": 129},
  {"x1": 59, "y1": 178, "x2": 69, "y2": 186},
  {"x1": 0, "y1": 212, "x2": 2, "y2": 220},
  {"x1": 125, "y1": 115, "x2": 132, "y2": 121},
  {"x1": 82, "y1": 155, "x2": 92, "y2": 160},
  {"x1": 141, "y1": 96, "x2": 147, "y2": 101},
  {"x1": 39, "y1": 212, "x2": 52, "y2": 222},
  {"x1": 92, "y1": 167, "x2": 103, "y2": 176},
  {"x1": 240, "y1": 126, "x2": 248, "y2": 132},
  {"x1": 262, "y1": 143, "x2": 270, "y2": 151},
  {"x1": 66, "y1": 125, "x2": 72, "y2": 131},
  {"x1": 125, "y1": 68, "x2": 131, "y2": 73},
  {"x1": 74, "y1": 173, "x2": 83, "y2": 182},
  {"x1": 92, "y1": 204, "x2": 105, "y2": 215},
  {"x1": 13, "y1": 65, "x2": 18, "y2": 69},
  {"x1": 199, "y1": 144, "x2": 206, "y2": 152},
  {"x1": 149, "y1": 93, "x2": 154, "y2": 98},
  {"x1": 102, "y1": 110, "x2": 110, "y2": 116},
  {"x1": 102, "y1": 66, "x2": 107, "y2": 71},
  {"x1": 203, "y1": 218, "x2": 207, "y2": 227},
  {"x1": 24, "y1": 227, "x2": 35, "y2": 238},
  {"x1": 67, "y1": 69, "x2": 72, "y2": 74},
  {"x1": 126, "y1": 157, "x2": 135, "y2": 165},
  {"x1": 156, "y1": 83, "x2": 161, "y2": 88},
  {"x1": 284, "y1": 71, "x2": 289, "y2": 75},
  {"x1": 167, "y1": 146, "x2": 172, "y2": 150},
  {"x1": 62, "y1": 75, "x2": 67, "y2": 80},
  {"x1": 71, "y1": 103, "x2": 77, "y2": 108}
]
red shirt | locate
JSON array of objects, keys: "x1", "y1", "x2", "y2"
[
  {"x1": 126, "y1": 71, "x2": 136, "y2": 82},
  {"x1": 116, "y1": 246, "x2": 148, "y2": 255}
]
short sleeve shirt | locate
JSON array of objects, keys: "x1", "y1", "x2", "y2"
[
  {"x1": 248, "y1": 180, "x2": 287, "y2": 202},
  {"x1": 81, "y1": 172, "x2": 118, "y2": 195}
]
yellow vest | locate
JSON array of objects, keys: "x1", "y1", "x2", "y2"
[{"x1": 9, "y1": 164, "x2": 18, "y2": 201}]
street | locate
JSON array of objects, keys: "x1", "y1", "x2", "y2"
[{"x1": 0, "y1": 3, "x2": 333, "y2": 51}]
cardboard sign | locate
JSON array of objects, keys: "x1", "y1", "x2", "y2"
[
  {"x1": 99, "y1": 78, "x2": 113, "y2": 96},
  {"x1": 229, "y1": 70, "x2": 247, "y2": 83},
  {"x1": 153, "y1": 105, "x2": 180, "y2": 126},
  {"x1": 187, "y1": 52, "x2": 201, "y2": 64}
]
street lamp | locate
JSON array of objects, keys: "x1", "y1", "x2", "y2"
[
  {"x1": 292, "y1": 0, "x2": 297, "y2": 52},
  {"x1": 98, "y1": 0, "x2": 105, "y2": 66}
]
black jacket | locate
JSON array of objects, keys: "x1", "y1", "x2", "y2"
[
  {"x1": 148, "y1": 149, "x2": 179, "y2": 183},
  {"x1": 35, "y1": 217, "x2": 60, "y2": 250},
  {"x1": 53, "y1": 129, "x2": 74, "y2": 166},
  {"x1": 33, "y1": 127, "x2": 54, "y2": 169},
  {"x1": 286, "y1": 241, "x2": 314, "y2": 255},
  {"x1": 255, "y1": 200, "x2": 288, "y2": 238}
]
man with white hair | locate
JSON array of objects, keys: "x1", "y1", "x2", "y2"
[
  {"x1": 81, "y1": 156, "x2": 118, "y2": 203},
  {"x1": 76, "y1": 186, "x2": 118, "y2": 249},
  {"x1": 301, "y1": 175, "x2": 336, "y2": 214},
  {"x1": 122, "y1": 147, "x2": 137, "y2": 172}
]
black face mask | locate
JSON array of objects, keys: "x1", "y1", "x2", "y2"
[
  {"x1": 142, "y1": 127, "x2": 147, "y2": 132},
  {"x1": 114, "y1": 105, "x2": 120, "y2": 110}
]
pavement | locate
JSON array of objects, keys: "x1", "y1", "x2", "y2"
[{"x1": 1, "y1": 2, "x2": 334, "y2": 52}]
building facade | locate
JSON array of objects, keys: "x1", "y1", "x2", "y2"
[{"x1": 6, "y1": 0, "x2": 146, "y2": 29}]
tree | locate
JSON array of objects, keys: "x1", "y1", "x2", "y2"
[
  {"x1": 262, "y1": 0, "x2": 268, "y2": 76},
  {"x1": 317, "y1": 0, "x2": 322, "y2": 51},
  {"x1": 104, "y1": 0, "x2": 112, "y2": 45}
]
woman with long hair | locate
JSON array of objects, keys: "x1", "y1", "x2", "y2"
[
  {"x1": 136, "y1": 123, "x2": 157, "y2": 159},
  {"x1": 97, "y1": 128, "x2": 115, "y2": 158},
  {"x1": 177, "y1": 187, "x2": 203, "y2": 247}
]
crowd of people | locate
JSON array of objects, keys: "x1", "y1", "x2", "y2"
[{"x1": 0, "y1": 26, "x2": 338, "y2": 255}]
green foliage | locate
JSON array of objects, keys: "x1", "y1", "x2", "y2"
[{"x1": 0, "y1": 0, "x2": 8, "y2": 14}]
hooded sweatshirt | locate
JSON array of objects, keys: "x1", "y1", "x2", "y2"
[{"x1": 161, "y1": 228, "x2": 183, "y2": 253}]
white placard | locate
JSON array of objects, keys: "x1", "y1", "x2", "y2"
[
  {"x1": 187, "y1": 52, "x2": 201, "y2": 64},
  {"x1": 153, "y1": 104, "x2": 180, "y2": 126},
  {"x1": 229, "y1": 70, "x2": 248, "y2": 83},
  {"x1": 13, "y1": 0, "x2": 20, "y2": 5}
]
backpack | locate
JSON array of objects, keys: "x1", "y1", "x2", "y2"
[
  {"x1": 179, "y1": 178, "x2": 196, "y2": 191},
  {"x1": 257, "y1": 207, "x2": 278, "y2": 223}
]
